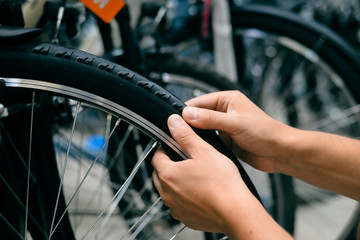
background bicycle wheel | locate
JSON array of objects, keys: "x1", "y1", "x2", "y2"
[{"x1": 231, "y1": 5, "x2": 360, "y2": 239}]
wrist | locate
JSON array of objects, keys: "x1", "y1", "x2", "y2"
[
  {"x1": 272, "y1": 126, "x2": 324, "y2": 176},
  {"x1": 270, "y1": 124, "x2": 305, "y2": 174},
  {"x1": 220, "y1": 191, "x2": 260, "y2": 238},
  {"x1": 221, "y1": 192, "x2": 292, "y2": 240}
]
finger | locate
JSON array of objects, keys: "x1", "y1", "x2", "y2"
[
  {"x1": 185, "y1": 91, "x2": 235, "y2": 111},
  {"x1": 151, "y1": 147, "x2": 173, "y2": 173},
  {"x1": 167, "y1": 114, "x2": 213, "y2": 158},
  {"x1": 182, "y1": 106, "x2": 238, "y2": 133},
  {"x1": 151, "y1": 149, "x2": 173, "y2": 202},
  {"x1": 152, "y1": 170, "x2": 163, "y2": 195}
]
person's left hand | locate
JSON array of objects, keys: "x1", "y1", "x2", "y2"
[{"x1": 151, "y1": 114, "x2": 253, "y2": 234}]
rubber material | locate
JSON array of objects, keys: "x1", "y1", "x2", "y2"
[
  {"x1": 0, "y1": 41, "x2": 261, "y2": 201},
  {"x1": 0, "y1": 26, "x2": 41, "y2": 42}
]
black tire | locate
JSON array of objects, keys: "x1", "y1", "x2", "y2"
[
  {"x1": 0, "y1": 41, "x2": 259, "y2": 239},
  {"x1": 231, "y1": 5, "x2": 360, "y2": 239}
]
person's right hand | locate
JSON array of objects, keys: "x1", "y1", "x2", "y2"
[{"x1": 182, "y1": 90, "x2": 297, "y2": 173}]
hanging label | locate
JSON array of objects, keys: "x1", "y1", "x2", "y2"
[{"x1": 80, "y1": 0, "x2": 125, "y2": 23}]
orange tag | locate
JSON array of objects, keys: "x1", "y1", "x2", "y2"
[{"x1": 80, "y1": 0, "x2": 125, "y2": 23}]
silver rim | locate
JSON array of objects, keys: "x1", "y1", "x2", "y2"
[{"x1": 0, "y1": 77, "x2": 197, "y2": 239}]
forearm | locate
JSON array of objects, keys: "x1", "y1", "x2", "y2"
[
  {"x1": 277, "y1": 128, "x2": 360, "y2": 201},
  {"x1": 221, "y1": 193, "x2": 292, "y2": 240}
]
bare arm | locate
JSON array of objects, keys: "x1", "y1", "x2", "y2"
[
  {"x1": 279, "y1": 130, "x2": 360, "y2": 201},
  {"x1": 184, "y1": 91, "x2": 360, "y2": 201}
]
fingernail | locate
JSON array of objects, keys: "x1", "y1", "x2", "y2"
[
  {"x1": 168, "y1": 114, "x2": 185, "y2": 128},
  {"x1": 183, "y1": 107, "x2": 197, "y2": 121}
]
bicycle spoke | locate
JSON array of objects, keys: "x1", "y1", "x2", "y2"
[
  {"x1": 79, "y1": 141, "x2": 158, "y2": 240},
  {"x1": 128, "y1": 198, "x2": 163, "y2": 240},
  {"x1": 120, "y1": 178, "x2": 155, "y2": 218},
  {"x1": 0, "y1": 174, "x2": 48, "y2": 238},
  {"x1": 0, "y1": 122, "x2": 37, "y2": 183},
  {"x1": 95, "y1": 114, "x2": 114, "y2": 215},
  {"x1": 24, "y1": 91, "x2": 35, "y2": 240},
  {"x1": 50, "y1": 118, "x2": 122, "y2": 237},
  {"x1": 70, "y1": 161, "x2": 109, "y2": 230},
  {"x1": 73, "y1": 109, "x2": 87, "y2": 231},
  {"x1": 106, "y1": 124, "x2": 133, "y2": 171},
  {"x1": 307, "y1": 105, "x2": 360, "y2": 131},
  {"x1": 96, "y1": 141, "x2": 157, "y2": 239},
  {"x1": 169, "y1": 225, "x2": 187, "y2": 240},
  {"x1": 1, "y1": 213, "x2": 25, "y2": 240},
  {"x1": 65, "y1": 120, "x2": 131, "y2": 229},
  {"x1": 218, "y1": 236, "x2": 229, "y2": 240},
  {"x1": 265, "y1": 68, "x2": 304, "y2": 116},
  {"x1": 62, "y1": 152, "x2": 121, "y2": 190},
  {"x1": 49, "y1": 101, "x2": 82, "y2": 238},
  {"x1": 268, "y1": 86, "x2": 313, "y2": 121},
  {"x1": 120, "y1": 197, "x2": 162, "y2": 240},
  {"x1": 265, "y1": 35, "x2": 328, "y2": 115}
]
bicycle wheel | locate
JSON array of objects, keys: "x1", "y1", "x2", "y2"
[
  {"x1": 0, "y1": 40, "x2": 259, "y2": 239},
  {"x1": 146, "y1": 55, "x2": 296, "y2": 234},
  {"x1": 231, "y1": 5, "x2": 360, "y2": 239}
]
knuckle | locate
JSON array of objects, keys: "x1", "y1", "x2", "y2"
[
  {"x1": 158, "y1": 171, "x2": 170, "y2": 183},
  {"x1": 174, "y1": 128, "x2": 193, "y2": 145},
  {"x1": 205, "y1": 110, "x2": 216, "y2": 125},
  {"x1": 170, "y1": 209, "x2": 181, "y2": 221},
  {"x1": 231, "y1": 89, "x2": 242, "y2": 96},
  {"x1": 161, "y1": 195, "x2": 172, "y2": 207},
  {"x1": 157, "y1": 168, "x2": 177, "y2": 187}
]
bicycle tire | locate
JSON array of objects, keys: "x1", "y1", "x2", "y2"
[
  {"x1": 0, "y1": 40, "x2": 259, "y2": 239},
  {"x1": 231, "y1": 5, "x2": 360, "y2": 239}
]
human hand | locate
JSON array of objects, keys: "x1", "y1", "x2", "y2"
[
  {"x1": 183, "y1": 91, "x2": 296, "y2": 173},
  {"x1": 152, "y1": 114, "x2": 255, "y2": 234}
]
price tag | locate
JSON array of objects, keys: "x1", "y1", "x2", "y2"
[{"x1": 80, "y1": 0, "x2": 125, "y2": 23}]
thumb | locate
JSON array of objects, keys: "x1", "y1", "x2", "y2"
[
  {"x1": 182, "y1": 106, "x2": 236, "y2": 133},
  {"x1": 168, "y1": 114, "x2": 213, "y2": 158}
]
